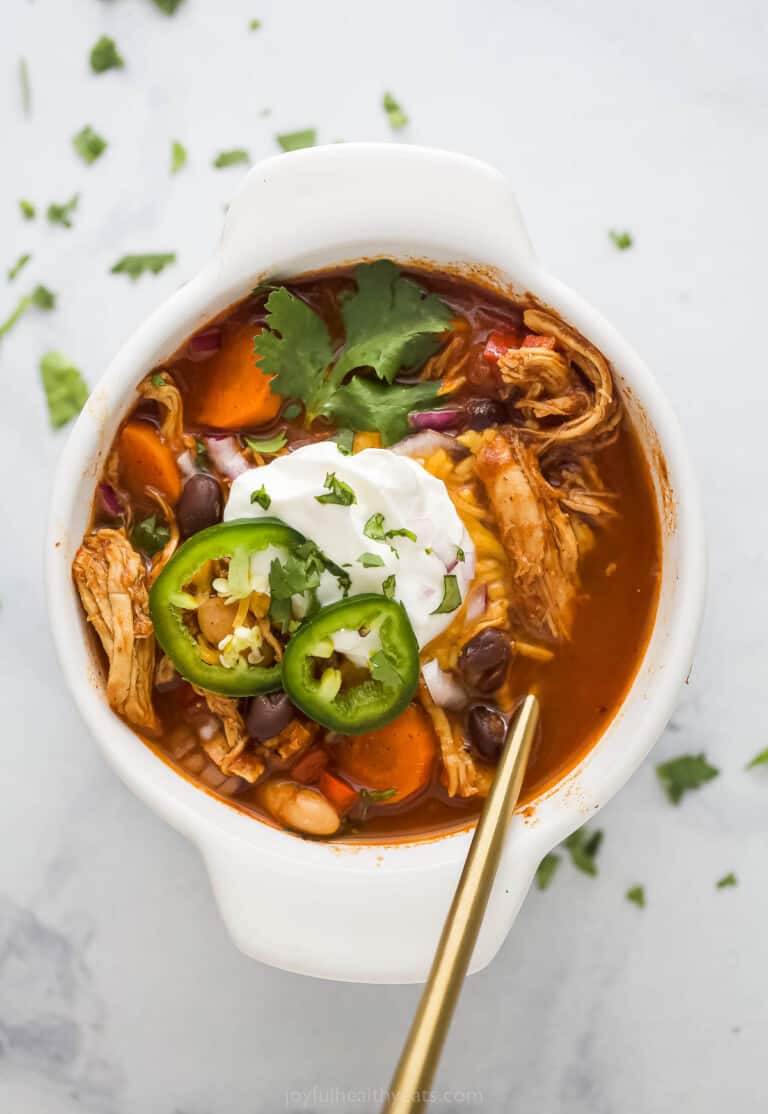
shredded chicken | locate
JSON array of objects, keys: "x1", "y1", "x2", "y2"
[
  {"x1": 73, "y1": 529, "x2": 158, "y2": 732},
  {"x1": 193, "y1": 688, "x2": 266, "y2": 783},
  {"x1": 146, "y1": 487, "x2": 180, "y2": 583},
  {"x1": 422, "y1": 326, "x2": 471, "y2": 387},
  {"x1": 138, "y1": 372, "x2": 185, "y2": 452},
  {"x1": 419, "y1": 678, "x2": 478, "y2": 798},
  {"x1": 260, "y1": 719, "x2": 316, "y2": 761}
]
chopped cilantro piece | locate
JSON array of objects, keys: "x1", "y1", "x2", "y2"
[
  {"x1": 47, "y1": 194, "x2": 79, "y2": 228},
  {"x1": 430, "y1": 574, "x2": 461, "y2": 615},
  {"x1": 0, "y1": 285, "x2": 55, "y2": 339},
  {"x1": 31, "y1": 284, "x2": 55, "y2": 310},
  {"x1": 276, "y1": 128, "x2": 316, "y2": 152},
  {"x1": 326, "y1": 376, "x2": 441, "y2": 446},
  {"x1": 151, "y1": 0, "x2": 186, "y2": 12},
  {"x1": 381, "y1": 574, "x2": 396, "y2": 600},
  {"x1": 316, "y1": 472, "x2": 356, "y2": 506},
  {"x1": 359, "y1": 786, "x2": 396, "y2": 819},
  {"x1": 170, "y1": 140, "x2": 187, "y2": 174},
  {"x1": 250, "y1": 485, "x2": 271, "y2": 510},
  {"x1": 382, "y1": 91, "x2": 408, "y2": 129},
  {"x1": 656, "y1": 753, "x2": 719, "y2": 804},
  {"x1": 73, "y1": 125, "x2": 108, "y2": 165},
  {"x1": 386, "y1": 527, "x2": 417, "y2": 543},
  {"x1": 195, "y1": 438, "x2": 207, "y2": 463},
  {"x1": 245, "y1": 431, "x2": 287, "y2": 455},
  {"x1": 716, "y1": 872, "x2": 737, "y2": 889},
  {"x1": 39, "y1": 351, "x2": 88, "y2": 429},
  {"x1": 626, "y1": 885, "x2": 646, "y2": 908},
  {"x1": 370, "y1": 650, "x2": 402, "y2": 689},
  {"x1": 19, "y1": 199, "x2": 35, "y2": 221},
  {"x1": 536, "y1": 853, "x2": 560, "y2": 891},
  {"x1": 212, "y1": 148, "x2": 250, "y2": 168},
  {"x1": 331, "y1": 428, "x2": 355, "y2": 455},
  {"x1": 564, "y1": 826, "x2": 603, "y2": 877},
  {"x1": 249, "y1": 18, "x2": 262, "y2": 30},
  {"x1": 8, "y1": 253, "x2": 31, "y2": 282},
  {"x1": 268, "y1": 542, "x2": 343, "y2": 628},
  {"x1": 358, "y1": 552, "x2": 385, "y2": 567},
  {"x1": 456, "y1": 546, "x2": 465, "y2": 562},
  {"x1": 746, "y1": 746, "x2": 768, "y2": 769},
  {"x1": 131, "y1": 514, "x2": 170, "y2": 557},
  {"x1": 110, "y1": 253, "x2": 176, "y2": 280},
  {"x1": 609, "y1": 229, "x2": 633, "y2": 250},
  {"x1": 19, "y1": 58, "x2": 31, "y2": 116},
  {"x1": 90, "y1": 36, "x2": 124, "y2": 73},
  {"x1": 364, "y1": 513, "x2": 386, "y2": 542},
  {"x1": 151, "y1": 372, "x2": 166, "y2": 388}
]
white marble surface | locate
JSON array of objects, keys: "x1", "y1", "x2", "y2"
[{"x1": 1, "y1": 0, "x2": 766, "y2": 1110}]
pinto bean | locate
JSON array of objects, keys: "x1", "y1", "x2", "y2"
[
  {"x1": 246, "y1": 692, "x2": 295, "y2": 741},
  {"x1": 260, "y1": 780, "x2": 340, "y2": 836},
  {"x1": 466, "y1": 703, "x2": 507, "y2": 760},
  {"x1": 197, "y1": 596, "x2": 238, "y2": 645},
  {"x1": 457, "y1": 629, "x2": 511, "y2": 692},
  {"x1": 177, "y1": 474, "x2": 223, "y2": 539}
]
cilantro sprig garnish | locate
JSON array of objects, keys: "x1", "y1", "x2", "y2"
[
  {"x1": 19, "y1": 199, "x2": 35, "y2": 220},
  {"x1": 535, "y1": 853, "x2": 560, "y2": 891},
  {"x1": 0, "y1": 285, "x2": 56, "y2": 339},
  {"x1": 131, "y1": 514, "x2": 170, "y2": 557},
  {"x1": 626, "y1": 885, "x2": 646, "y2": 908},
  {"x1": 47, "y1": 194, "x2": 79, "y2": 228},
  {"x1": 316, "y1": 472, "x2": 356, "y2": 506},
  {"x1": 268, "y1": 541, "x2": 350, "y2": 630},
  {"x1": 609, "y1": 229, "x2": 633, "y2": 250},
  {"x1": 110, "y1": 253, "x2": 177, "y2": 280},
  {"x1": 8, "y1": 253, "x2": 31, "y2": 282},
  {"x1": 250, "y1": 485, "x2": 271, "y2": 510},
  {"x1": 656, "y1": 753, "x2": 719, "y2": 804}
]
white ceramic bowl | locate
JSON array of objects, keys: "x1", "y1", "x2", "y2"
[{"x1": 46, "y1": 144, "x2": 705, "y2": 984}]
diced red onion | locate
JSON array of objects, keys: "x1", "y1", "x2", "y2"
[
  {"x1": 466, "y1": 584, "x2": 488, "y2": 624},
  {"x1": 176, "y1": 449, "x2": 197, "y2": 478},
  {"x1": 197, "y1": 716, "x2": 221, "y2": 742},
  {"x1": 391, "y1": 430, "x2": 468, "y2": 459},
  {"x1": 97, "y1": 482, "x2": 123, "y2": 519},
  {"x1": 203, "y1": 435, "x2": 249, "y2": 479},
  {"x1": 187, "y1": 326, "x2": 223, "y2": 360},
  {"x1": 408, "y1": 409, "x2": 464, "y2": 432},
  {"x1": 421, "y1": 659, "x2": 467, "y2": 710}
]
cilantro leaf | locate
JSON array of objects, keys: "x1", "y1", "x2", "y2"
[
  {"x1": 151, "y1": 0, "x2": 186, "y2": 13},
  {"x1": 381, "y1": 574, "x2": 396, "y2": 599},
  {"x1": 316, "y1": 472, "x2": 356, "y2": 506},
  {"x1": 536, "y1": 853, "x2": 560, "y2": 891},
  {"x1": 276, "y1": 128, "x2": 316, "y2": 152},
  {"x1": 0, "y1": 285, "x2": 55, "y2": 339},
  {"x1": 8, "y1": 253, "x2": 31, "y2": 282},
  {"x1": 331, "y1": 428, "x2": 354, "y2": 455},
  {"x1": 90, "y1": 36, "x2": 124, "y2": 73},
  {"x1": 73, "y1": 125, "x2": 108, "y2": 165},
  {"x1": 656, "y1": 753, "x2": 719, "y2": 804},
  {"x1": 110, "y1": 253, "x2": 176, "y2": 280},
  {"x1": 19, "y1": 58, "x2": 31, "y2": 117},
  {"x1": 19, "y1": 199, "x2": 35, "y2": 220},
  {"x1": 609, "y1": 229, "x2": 633, "y2": 250},
  {"x1": 626, "y1": 885, "x2": 645, "y2": 908},
  {"x1": 249, "y1": 18, "x2": 262, "y2": 30},
  {"x1": 39, "y1": 351, "x2": 88, "y2": 429},
  {"x1": 254, "y1": 287, "x2": 334, "y2": 412},
  {"x1": 716, "y1": 872, "x2": 737, "y2": 889},
  {"x1": 31, "y1": 284, "x2": 55, "y2": 310},
  {"x1": 370, "y1": 650, "x2": 402, "y2": 689},
  {"x1": 364, "y1": 513, "x2": 386, "y2": 541},
  {"x1": 564, "y1": 826, "x2": 603, "y2": 877},
  {"x1": 325, "y1": 376, "x2": 441, "y2": 446},
  {"x1": 383, "y1": 91, "x2": 408, "y2": 129},
  {"x1": 334, "y1": 261, "x2": 453, "y2": 383},
  {"x1": 47, "y1": 194, "x2": 79, "y2": 228},
  {"x1": 131, "y1": 514, "x2": 170, "y2": 557},
  {"x1": 170, "y1": 140, "x2": 187, "y2": 174},
  {"x1": 746, "y1": 746, "x2": 768, "y2": 769},
  {"x1": 245, "y1": 431, "x2": 287, "y2": 455},
  {"x1": 358, "y1": 552, "x2": 384, "y2": 567},
  {"x1": 430, "y1": 574, "x2": 461, "y2": 615},
  {"x1": 250, "y1": 485, "x2": 271, "y2": 510},
  {"x1": 212, "y1": 148, "x2": 250, "y2": 168}
]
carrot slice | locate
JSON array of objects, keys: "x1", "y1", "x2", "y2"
[
  {"x1": 334, "y1": 704, "x2": 437, "y2": 805},
  {"x1": 117, "y1": 420, "x2": 181, "y2": 505},
  {"x1": 184, "y1": 322, "x2": 282, "y2": 430},
  {"x1": 318, "y1": 771, "x2": 359, "y2": 815}
]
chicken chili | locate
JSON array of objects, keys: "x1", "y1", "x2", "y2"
[{"x1": 73, "y1": 262, "x2": 661, "y2": 841}]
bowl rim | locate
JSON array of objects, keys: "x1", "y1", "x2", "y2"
[{"x1": 45, "y1": 142, "x2": 706, "y2": 874}]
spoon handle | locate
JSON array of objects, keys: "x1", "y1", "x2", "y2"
[{"x1": 381, "y1": 694, "x2": 540, "y2": 1114}]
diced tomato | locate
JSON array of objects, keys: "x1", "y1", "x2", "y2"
[
  {"x1": 318, "y1": 771, "x2": 359, "y2": 815},
  {"x1": 522, "y1": 333, "x2": 556, "y2": 349},
  {"x1": 291, "y1": 747, "x2": 329, "y2": 785},
  {"x1": 482, "y1": 330, "x2": 523, "y2": 363}
]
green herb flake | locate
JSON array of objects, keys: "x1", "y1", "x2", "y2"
[
  {"x1": 358, "y1": 786, "x2": 396, "y2": 819},
  {"x1": 276, "y1": 128, "x2": 316, "y2": 152},
  {"x1": 456, "y1": 546, "x2": 466, "y2": 562},
  {"x1": 370, "y1": 650, "x2": 402, "y2": 689},
  {"x1": 90, "y1": 36, "x2": 124, "y2": 74},
  {"x1": 430, "y1": 574, "x2": 461, "y2": 615},
  {"x1": 212, "y1": 148, "x2": 250, "y2": 169},
  {"x1": 19, "y1": 58, "x2": 31, "y2": 116},
  {"x1": 19, "y1": 199, "x2": 36, "y2": 221},
  {"x1": 381, "y1": 574, "x2": 396, "y2": 600},
  {"x1": 47, "y1": 194, "x2": 79, "y2": 229},
  {"x1": 332, "y1": 428, "x2": 355, "y2": 455},
  {"x1": 383, "y1": 91, "x2": 408, "y2": 129},
  {"x1": 282, "y1": 401, "x2": 302, "y2": 421},
  {"x1": 39, "y1": 351, "x2": 88, "y2": 429},
  {"x1": 386, "y1": 527, "x2": 417, "y2": 543},
  {"x1": 746, "y1": 746, "x2": 768, "y2": 770},
  {"x1": 250, "y1": 485, "x2": 271, "y2": 510},
  {"x1": 249, "y1": 18, "x2": 262, "y2": 30},
  {"x1": 31, "y1": 284, "x2": 55, "y2": 310},
  {"x1": 170, "y1": 140, "x2": 187, "y2": 174},
  {"x1": 609, "y1": 229, "x2": 633, "y2": 251},
  {"x1": 151, "y1": 373, "x2": 166, "y2": 388},
  {"x1": 8, "y1": 253, "x2": 31, "y2": 282},
  {"x1": 716, "y1": 872, "x2": 737, "y2": 889},
  {"x1": 316, "y1": 471, "x2": 356, "y2": 506},
  {"x1": 536, "y1": 853, "x2": 560, "y2": 891},
  {"x1": 152, "y1": 0, "x2": 186, "y2": 13},
  {"x1": 655, "y1": 753, "x2": 719, "y2": 805},
  {"x1": 110, "y1": 253, "x2": 176, "y2": 280},
  {"x1": 131, "y1": 514, "x2": 170, "y2": 557},
  {"x1": 364, "y1": 513, "x2": 386, "y2": 542},
  {"x1": 0, "y1": 285, "x2": 55, "y2": 339},
  {"x1": 195, "y1": 438, "x2": 207, "y2": 463},
  {"x1": 626, "y1": 884, "x2": 646, "y2": 908},
  {"x1": 73, "y1": 125, "x2": 108, "y2": 165},
  {"x1": 358, "y1": 552, "x2": 385, "y2": 568},
  {"x1": 564, "y1": 826, "x2": 603, "y2": 877},
  {"x1": 245, "y1": 431, "x2": 287, "y2": 455}
]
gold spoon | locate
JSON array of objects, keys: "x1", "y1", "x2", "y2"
[{"x1": 381, "y1": 693, "x2": 540, "y2": 1114}]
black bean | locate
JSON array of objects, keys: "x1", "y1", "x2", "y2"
[
  {"x1": 467, "y1": 704, "x2": 507, "y2": 760},
  {"x1": 177, "y1": 474, "x2": 223, "y2": 539},
  {"x1": 457, "y1": 629, "x2": 511, "y2": 692},
  {"x1": 464, "y1": 397, "x2": 508, "y2": 431},
  {"x1": 246, "y1": 691, "x2": 295, "y2": 741}
]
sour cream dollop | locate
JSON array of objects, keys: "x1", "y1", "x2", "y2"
[{"x1": 224, "y1": 441, "x2": 474, "y2": 648}]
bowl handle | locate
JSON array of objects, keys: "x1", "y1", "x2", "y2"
[{"x1": 214, "y1": 144, "x2": 536, "y2": 288}]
